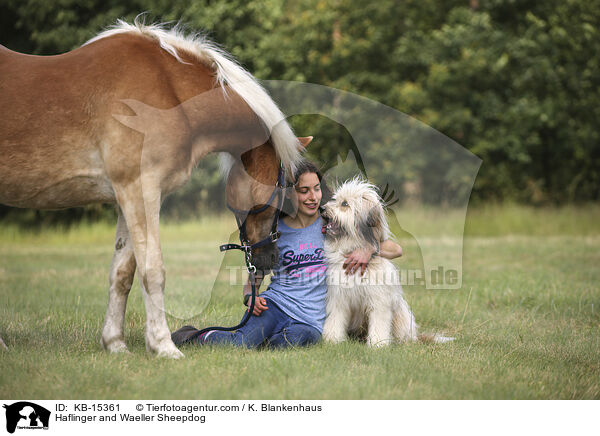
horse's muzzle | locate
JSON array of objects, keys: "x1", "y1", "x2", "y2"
[{"x1": 252, "y1": 244, "x2": 279, "y2": 273}]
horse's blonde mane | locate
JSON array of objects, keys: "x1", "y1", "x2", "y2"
[{"x1": 85, "y1": 17, "x2": 301, "y2": 176}]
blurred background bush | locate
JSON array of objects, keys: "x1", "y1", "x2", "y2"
[{"x1": 1, "y1": 0, "x2": 598, "y2": 226}]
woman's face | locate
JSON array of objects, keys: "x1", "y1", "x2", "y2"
[{"x1": 294, "y1": 172, "x2": 322, "y2": 218}]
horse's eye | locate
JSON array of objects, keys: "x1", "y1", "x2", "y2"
[{"x1": 341, "y1": 200, "x2": 349, "y2": 207}]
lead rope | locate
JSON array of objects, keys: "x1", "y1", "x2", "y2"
[
  {"x1": 187, "y1": 269, "x2": 258, "y2": 342},
  {"x1": 181, "y1": 231, "x2": 264, "y2": 344},
  {"x1": 179, "y1": 242, "x2": 261, "y2": 344}
]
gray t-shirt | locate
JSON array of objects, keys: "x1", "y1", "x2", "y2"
[{"x1": 260, "y1": 215, "x2": 327, "y2": 332}]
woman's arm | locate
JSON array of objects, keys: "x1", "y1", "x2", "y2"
[
  {"x1": 380, "y1": 239, "x2": 403, "y2": 259},
  {"x1": 343, "y1": 239, "x2": 403, "y2": 275}
]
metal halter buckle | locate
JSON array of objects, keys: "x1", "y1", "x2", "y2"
[{"x1": 270, "y1": 231, "x2": 281, "y2": 243}]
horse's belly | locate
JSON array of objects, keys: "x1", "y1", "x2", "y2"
[
  {"x1": 0, "y1": 126, "x2": 118, "y2": 208},
  {"x1": 0, "y1": 172, "x2": 115, "y2": 209}
]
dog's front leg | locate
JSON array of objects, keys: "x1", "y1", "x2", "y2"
[
  {"x1": 322, "y1": 291, "x2": 351, "y2": 343},
  {"x1": 366, "y1": 306, "x2": 394, "y2": 347}
]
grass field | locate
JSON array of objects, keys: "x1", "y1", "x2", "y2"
[{"x1": 1, "y1": 204, "x2": 599, "y2": 399}]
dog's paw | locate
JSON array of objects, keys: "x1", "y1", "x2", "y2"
[
  {"x1": 322, "y1": 332, "x2": 347, "y2": 344},
  {"x1": 367, "y1": 337, "x2": 392, "y2": 347}
]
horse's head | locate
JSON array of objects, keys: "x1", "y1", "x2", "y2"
[
  {"x1": 226, "y1": 137, "x2": 312, "y2": 273},
  {"x1": 225, "y1": 149, "x2": 283, "y2": 273}
]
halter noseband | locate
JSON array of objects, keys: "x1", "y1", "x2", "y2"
[{"x1": 219, "y1": 165, "x2": 289, "y2": 274}]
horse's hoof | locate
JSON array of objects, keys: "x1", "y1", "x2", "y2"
[
  {"x1": 101, "y1": 338, "x2": 130, "y2": 354},
  {"x1": 110, "y1": 346, "x2": 132, "y2": 354},
  {"x1": 156, "y1": 347, "x2": 185, "y2": 359}
]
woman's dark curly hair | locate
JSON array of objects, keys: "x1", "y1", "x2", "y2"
[{"x1": 280, "y1": 159, "x2": 332, "y2": 217}]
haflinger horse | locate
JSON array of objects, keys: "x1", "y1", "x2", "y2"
[{"x1": 0, "y1": 19, "x2": 310, "y2": 358}]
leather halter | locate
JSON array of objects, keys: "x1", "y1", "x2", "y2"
[{"x1": 219, "y1": 165, "x2": 289, "y2": 273}]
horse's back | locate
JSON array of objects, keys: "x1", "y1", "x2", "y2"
[
  {"x1": 0, "y1": 34, "x2": 213, "y2": 209},
  {"x1": 0, "y1": 43, "x2": 115, "y2": 208},
  {"x1": 0, "y1": 44, "x2": 16, "y2": 57}
]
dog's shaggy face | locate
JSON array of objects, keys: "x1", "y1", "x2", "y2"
[{"x1": 322, "y1": 178, "x2": 389, "y2": 249}]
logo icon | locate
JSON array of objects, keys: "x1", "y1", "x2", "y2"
[{"x1": 2, "y1": 402, "x2": 50, "y2": 433}]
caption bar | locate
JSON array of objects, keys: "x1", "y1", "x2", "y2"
[{"x1": 1, "y1": 400, "x2": 324, "y2": 435}]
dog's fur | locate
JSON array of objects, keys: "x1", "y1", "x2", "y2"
[{"x1": 322, "y1": 178, "x2": 453, "y2": 347}]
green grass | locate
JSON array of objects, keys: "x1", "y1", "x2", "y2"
[{"x1": 1, "y1": 205, "x2": 599, "y2": 399}]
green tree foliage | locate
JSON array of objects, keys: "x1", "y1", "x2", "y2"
[{"x1": 1, "y1": 0, "x2": 598, "y2": 224}]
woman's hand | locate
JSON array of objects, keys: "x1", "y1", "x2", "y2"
[
  {"x1": 246, "y1": 296, "x2": 268, "y2": 316},
  {"x1": 343, "y1": 240, "x2": 403, "y2": 275},
  {"x1": 343, "y1": 247, "x2": 375, "y2": 275},
  {"x1": 242, "y1": 273, "x2": 267, "y2": 316}
]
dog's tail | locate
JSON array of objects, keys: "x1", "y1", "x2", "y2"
[{"x1": 417, "y1": 333, "x2": 455, "y2": 344}]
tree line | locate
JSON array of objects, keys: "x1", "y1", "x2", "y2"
[{"x1": 1, "y1": 0, "x2": 598, "y2": 224}]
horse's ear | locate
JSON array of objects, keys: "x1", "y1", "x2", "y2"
[{"x1": 297, "y1": 136, "x2": 313, "y2": 150}]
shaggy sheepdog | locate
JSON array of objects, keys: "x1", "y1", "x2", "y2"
[{"x1": 321, "y1": 178, "x2": 453, "y2": 347}]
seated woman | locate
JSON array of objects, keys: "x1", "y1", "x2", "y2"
[{"x1": 172, "y1": 160, "x2": 403, "y2": 348}]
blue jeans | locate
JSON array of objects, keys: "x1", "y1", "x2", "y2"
[{"x1": 204, "y1": 299, "x2": 321, "y2": 349}]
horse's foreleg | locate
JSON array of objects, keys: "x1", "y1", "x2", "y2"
[
  {"x1": 101, "y1": 207, "x2": 136, "y2": 353},
  {"x1": 114, "y1": 182, "x2": 184, "y2": 359}
]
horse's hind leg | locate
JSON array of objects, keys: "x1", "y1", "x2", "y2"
[
  {"x1": 114, "y1": 181, "x2": 183, "y2": 359},
  {"x1": 101, "y1": 207, "x2": 136, "y2": 353}
]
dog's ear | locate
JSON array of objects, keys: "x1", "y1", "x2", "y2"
[
  {"x1": 359, "y1": 218, "x2": 377, "y2": 248},
  {"x1": 358, "y1": 204, "x2": 383, "y2": 248},
  {"x1": 367, "y1": 207, "x2": 379, "y2": 228},
  {"x1": 366, "y1": 204, "x2": 385, "y2": 242}
]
